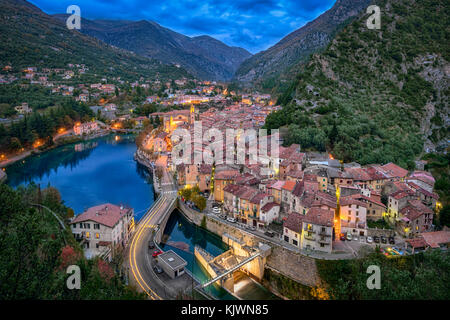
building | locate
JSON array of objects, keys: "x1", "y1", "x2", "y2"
[
  {"x1": 283, "y1": 212, "x2": 304, "y2": 248},
  {"x1": 70, "y1": 203, "x2": 134, "y2": 260},
  {"x1": 157, "y1": 250, "x2": 187, "y2": 279},
  {"x1": 301, "y1": 207, "x2": 334, "y2": 254},
  {"x1": 340, "y1": 196, "x2": 367, "y2": 237},
  {"x1": 405, "y1": 230, "x2": 450, "y2": 254},
  {"x1": 399, "y1": 200, "x2": 434, "y2": 237},
  {"x1": 213, "y1": 169, "x2": 240, "y2": 202},
  {"x1": 73, "y1": 121, "x2": 99, "y2": 136},
  {"x1": 14, "y1": 103, "x2": 32, "y2": 114}
]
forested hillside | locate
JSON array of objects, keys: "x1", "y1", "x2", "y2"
[
  {"x1": 0, "y1": 0, "x2": 191, "y2": 81},
  {"x1": 0, "y1": 183, "x2": 145, "y2": 299},
  {"x1": 264, "y1": 0, "x2": 449, "y2": 169}
]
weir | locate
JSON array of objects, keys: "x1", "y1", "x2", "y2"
[{"x1": 195, "y1": 233, "x2": 271, "y2": 293}]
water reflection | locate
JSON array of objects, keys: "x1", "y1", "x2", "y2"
[{"x1": 6, "y1": 134, "x2": 154, "y2": 219}]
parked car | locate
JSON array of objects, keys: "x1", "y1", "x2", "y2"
[
  {"x1": 353, "y1": 235, "x2": 359, "y2": 241},
  {"x1": 153, "y1": 265, "x2": 163, "y2": 274},
  {"x1": 265, "y1": 230, "x2": 275, "y2": 237},
  {"x1": 220, "y1": 214, "x2": 227, "y2": 220},
  {"x1": 152, "y1": 250, "x2": 163, "y2": 258},
  {"x1": 346, "y1": 233, "x2": 352, "y2": 241},
  {"x1": 373, "y1": 236, "x2": 380, "y2": 243},
  {"x1": 381, "y1": 236, "x2": 387, "y2": 244},
  {"x1": 246, "y1": 225, "x2": 256, "y2": 231},
  {"x1": 388, "y1": 236, "x2": 395, "y2": 244},
  {"x1": 212, "y1": 207, "x2": 221, "y2": 214},
  {"x1": 366, "y1": 236, "x2": 373, "y2": 243},
  {"x1": 148, "y1": 241, "x2": 155, "y2": 249},
  {"x1": 227, "y1": 217, "x2": 236, "y2": 223},
  {"x1": 339, "y1": 233, "x2": 346, "y2": 241}
]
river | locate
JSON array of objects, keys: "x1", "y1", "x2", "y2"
[{"x1": 5, "y1": 134, "x2": 278, "y2": 300}]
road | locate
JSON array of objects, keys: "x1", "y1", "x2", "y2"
[{"x1": 127, "y1": 162, "x2": 177, "y2": 300}]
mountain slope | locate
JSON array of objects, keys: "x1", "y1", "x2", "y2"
[
  {"x1": 53, "y1": 16, "x2": 252, "y2": 81},
  {"x1": 234, "y1": 0, "x2": 371, "y2": 89},
  {"x1": 0, "y1": 0, "x2": 191, "y2": 81},
  {"x1": 264, "y1": 0, "x2": 449, "y2": 169}
]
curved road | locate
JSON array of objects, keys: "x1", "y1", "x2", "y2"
[{"x1": 127, "y1": 163, "x2": 177, "y2": 300}]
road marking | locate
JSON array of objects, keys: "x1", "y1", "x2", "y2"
[{"x1": 129, "y1": 196, "x2": 167, "y2": 300}]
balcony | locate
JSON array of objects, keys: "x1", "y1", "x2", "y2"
[
  {"x1": 318, "y1": 230, "x2": 331, "y2": 237},
  {"x1": 304, "y1": 232, "x2": 315, "y2": 241}
]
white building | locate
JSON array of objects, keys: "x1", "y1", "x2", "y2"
[
  {"x1": 300, "y1": 207, "x2": 334, "y2": 253},
  {"x1": 70, "y1": 203, "x2": 135, "y2": 260},
  {"x1": 74, "y1": 121, "x2": 99, "y2": 136}
]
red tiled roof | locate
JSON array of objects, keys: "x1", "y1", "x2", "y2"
[
  {"x1": 215, "y1": 170, "x2": 239, "y2": 180},
  {"x1": 283, "y1": 212, "x2": 305, "y2": 233},
  {"x1": 381, "y1": 162, "x2": 408, "y2": 178},
  {"x1": 303, "y1": 207, "x2": 334, "y2": 227},
  {"x1": 261, "y1": 202, "x2": 279, "y2": 212},
  {"x1": 405, "y1": 237, "x2": 427, "y2": 248},
  {"x1": 71, "y1": 203, "x2": 131, "y2": 228},
  {"x1": 282, "y1": 180, "x2": 296, "y2": 191},
  {"x1": 421, "y1": 231, "x2": 450, "y2": 248}
]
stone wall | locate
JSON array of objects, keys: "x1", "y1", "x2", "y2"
[{"x1": 178, "y1": 201, "x2": 319, "y2": 288}]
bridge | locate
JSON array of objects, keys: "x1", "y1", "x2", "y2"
[
  {"x1": 195, "y1": 233, "x2": 271, "y2": 293},
  {"x1": 198, "y1": 251, "x2": 262, "y2": 289}
]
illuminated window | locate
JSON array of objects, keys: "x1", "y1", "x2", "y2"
[
  {"x1": 86, "y1": 232, "x2": 90, "y2": 239},
  {"x1": 96, "y1": 233, "x2": 100, "y2": 239}
]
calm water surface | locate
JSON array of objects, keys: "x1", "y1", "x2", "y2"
[{"x1": 6, "y1": 134, "x2": 154, "y2": 221}]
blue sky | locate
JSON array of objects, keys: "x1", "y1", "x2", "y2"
[{"x1": 29, "y1": 0, "x2": 336, "y2": 54}]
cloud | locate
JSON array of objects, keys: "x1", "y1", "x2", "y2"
[{"x1": 29, "y1": 0, "x2": 336, "y2": 53}]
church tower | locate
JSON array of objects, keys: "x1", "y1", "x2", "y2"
[{"x1": 190, "y1": 104, "x2": 195, "y2": 124}]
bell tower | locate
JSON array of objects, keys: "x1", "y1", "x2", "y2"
[{"x1": 190, "y1": 104, "x2": 195, "y2": 124}]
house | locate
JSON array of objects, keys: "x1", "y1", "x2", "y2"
[
  {"x1": 407, "y1": 171, "x2": 435, "y2": 193},
  {"x1": 281, "y1": 180, "x2": 296, "y2": 212},
  {"x1": 340, "y1": 196, "x2": 367, "y2": 237},
  {"x1": 381, "y1": 162, "x2": 408, "y2": 181},
  {"x1": 386, "y1": 189, "x2": 417, "y2": 223},
  {"x1": 399, "y1": 200, "x2": 434, "y2": 237},
  {"x1": 74, "y1": 121, "x2": 99, "y2": 136},
  {"x1": 301, "y1": 207, "x2": 334, "y2": 254},
  {"x1": 150, "y1": 131, "x2": 169, "y2": 152},
  {"x1": 405, "y1": 230, "x2": 450, "y2": 254},
  {"x1": 259, "y1": 202, "x2": 280, "y2": 226},
  {"x1": 283, "y1": 212, "x2": 304, "y2": 248},
  {"x1": 14, "y1": 103, "x2": 32, "y2": 114},
  {"x1": 70, "y1": 203, "x2": 134, "y2": 260},
  {"x1": 351, "y1": 194, "x2": 386, "y2": 221},
  {"x1": 213, "y1": 169, "x2": 240, "y2": 202}
]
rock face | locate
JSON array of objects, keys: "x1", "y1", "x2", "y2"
[
  {"x1": 53, "y1": 16, "x2": 252, "y2": 81},
  {"x1": 263, "y1": 0, "x2": 449, "y2": 165},
  {"x1": 234, "y1": 0, "x2": 371, "y2": 86}
]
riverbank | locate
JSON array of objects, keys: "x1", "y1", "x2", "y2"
[{"x1": 0, "y1": 130, "x2": 111, "y2": 169}]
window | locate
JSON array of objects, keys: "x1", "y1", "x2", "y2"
[
  {"x1": 284, "y1": 235, "x2": 289, "y2": 242},
  {"x1": 95, "y1": 233, "x2": 100, "y2": 239},
  {"x1": 79, "y1": 223, "x2": 83, "y2": 229},
  {"x1": 94, "y1": 224, "x2": 100, "y2": 230},
  {"x1": 292, "y1": 239, "x2": 298, "y2": 246}
]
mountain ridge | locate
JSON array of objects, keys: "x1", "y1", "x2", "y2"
[
  {"x1": 53, "y1": 14, "x2": 252, "y2": 81},
  {"x1": 234, "y1": 0, "x2": 371, "y2": 90},
  {"x1": 0, "y1": 0, "x2": 191, "y2": 81}
]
